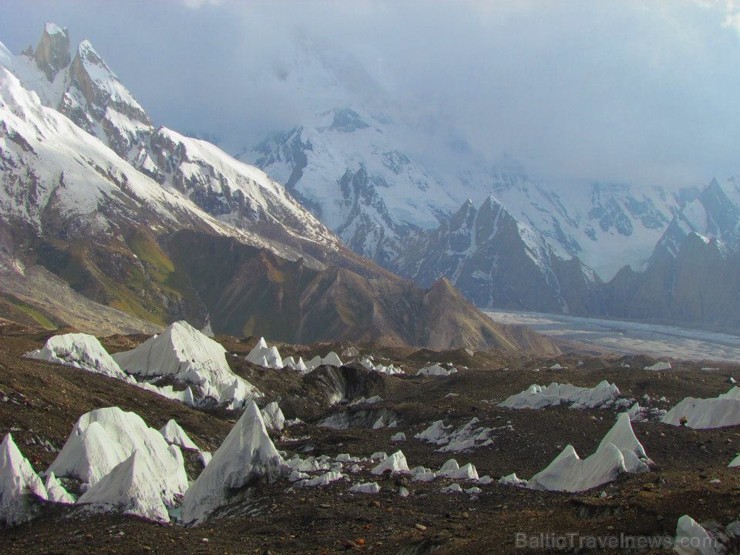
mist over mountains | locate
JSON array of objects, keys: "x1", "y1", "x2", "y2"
[
  {"x1": 1, "y1": 23, "x2": 739, "y2": 334},
  {"x1": 0, "y1": 23, "x2": 565, "y2": 352},
  {"x1": 241, "y1": 33, "x2": 740, "y2": 330}
]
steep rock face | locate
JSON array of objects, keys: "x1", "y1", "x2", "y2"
[
  {"x1": 604, "y1": 179, "x2": 740, "y2": 330},
  {"x1": 393, "y1": 197, "x2": 603, "y2": 315},
  {"x1": 33, "y1": 24, "x2": 71, "y2": 81},
  {"x1": 606, "y1": 232, "x2": 740, "y2": 329},
  {"x1": 62, "y1": 40, "x2": 152, "y2": 160},
  {"x1": 478, "y1": 176, "x2": 687, "y2": 282}
]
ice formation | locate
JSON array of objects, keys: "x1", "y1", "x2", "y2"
[
  {"x1": 159, "y1": 419, "x2": 200, "y2": 451},
  {"x1": 361, "y1": 358, "x2": 404, "y2": 375},
  {"x1": 44, "y1": 472, "x2": 74, "y2": 504},
  {"x1": 499, "y1": 381, "x2": 621, "y2": 410},
  {"x1": 416, "y1": 364, "x2": 457, "y2": 377},
  {"x1": 247, "y1": 338, "x2": 344, "y2": 372},
  {"x1": 438, "y1": 459, "x2": 479, "y2": 480},
  {"x1": 25, "y1": 333, "x2": 131, "y2": 380},
  {"x1": 77, "y1": 452, "x2": 171, "y2": 522},
  {"x1": 0, "y1": 434, "x2": 48, "y2": 526},
  {"x1": 674, "y1": 515, "x2": 722, "y2": 555},
  {"x1": 526, "y1": 413, "x2": 650, "y2": 492},
  {"x1": 47, "y1": 407, "x2": 188, "y2": 505},
  {"x1": 260, "y1": 402, "x2": 286, "y2": 432},
  {"x1": 113, "y1": 321, "x2": 260, "y2": 408},
  {"x1": 661, "y1": 387, "x2": 740, "y2": 429},
  {"x1": 498, "y1": 473, "x2": 528, "y2": 487},
  {"x1": 180, "y1": 402, "x2": 286, "y2": 524},
  {"x1": 349, "y1": 482, "x2": 381, "y2": 494},
  {"x1": 415, "y1": 418, "x2": 494, "y2": 452},
  {"x1": 371, "y1": 450, "x2": 410, "y2": 475}
]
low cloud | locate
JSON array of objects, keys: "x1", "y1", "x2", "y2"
[{"x1": 1, "y1": 0, "x2": 740, "y2": 188}]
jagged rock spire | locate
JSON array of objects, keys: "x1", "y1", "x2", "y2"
[{"x1": 33, "y1": 23, "x2": 71, "y2": 80}]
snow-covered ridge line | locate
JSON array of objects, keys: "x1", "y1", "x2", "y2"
[{"x1": 1, "y1": 27, "x2": 347, "y2": 278}]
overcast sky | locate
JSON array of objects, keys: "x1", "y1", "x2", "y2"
[{"x1": 2, "y1": 0, "x2": 740, "y2": 187}]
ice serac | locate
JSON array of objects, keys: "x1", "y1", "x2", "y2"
[
  {"x1": 371, "y1": 450, "x2": 410, "y2": 475},
  {"x1": 25, "y1": 333, "x2": 129, "y2": 380},
  {"x1": 159, "y1": 419, "x2": 200, "y2": 451},
  {"x1": 47, "y1": 407, "x2": 188, "y2": 504},
  {"x1": 597, "y1": 413, "x2": 651, "y2": 471},
  {"x1": 499, "y1": 381, "x2": 621, "y2": 410},
  {"x1": 112, "y1": 321, "x2": 260, "y2": 408},
  {"x1": 416, "y1": 364, "x2": 457, "y2": 377},
  {"x1": 0, "y1": 434, "x2": 49, "y2": 526},
  {"x1": 674, "y1": 515, "x2": 722, "y2": 555},
  {"x1": 180, "y1": 401, "x2": 287, "y2": 525},
  {"x1": 77, "y1": 451, "x2": 171, "y2": 522},
  {"x1": 260, "y1": 402, "x2": 286, "y2": 432},
  {"x1": 246, "y1": 338, "x2": 286, "y2": 370},
  {"x1": 527, "y1": 413, "x2": 650, "y2": 492},
  {"x1": 44, "y1": 472, "x2": 74, "y2": 504},
  {"x1": 661, "y1": 387, "x2": 740, "y2": 429}
]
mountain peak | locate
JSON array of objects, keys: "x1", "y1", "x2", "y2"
[
  {"x1": 66, "y1": 35, "x2": 152, "y2": 144},
  {"x1": 329, "y1": 108, "x2": 370, "y2": 133},
  {"x1": 33, "y1": 23, "x2": 70, "y2": 81}
]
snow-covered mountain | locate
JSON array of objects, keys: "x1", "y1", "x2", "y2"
[
  {"x1": 604, "y1": 178, "x2": 740, "y2": 329},
  {"x1": 393, "y1": 196, "x2": 603, "y2": 314},
  {"x1": 479, "y1": 172, "x2": 692, "y2": 281},
  {"x1": 650, "y1": 178, "x2": 740, "y2": 262},
  {"x1": 244, "y1": 35, "x2": 707, "y2": 315},
  {"x1": 0, "y1": 24, "x2": 551, "y2": 351},
  {"x1": 0, "y1": 24, "x2": 347, "y2": 266},
  {"x1": 252, "y1": 108, "x2": 464, "y2": 266},
  {"x1": 243, "y1": 34, "x2": 481, "y2": 266}
]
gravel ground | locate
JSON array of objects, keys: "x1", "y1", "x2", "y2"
[{"x1": 0, "y1": 328, "x2": 738, "y2": 554}]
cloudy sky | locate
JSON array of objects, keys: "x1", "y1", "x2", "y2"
[{"x1": 2, "y1": 0, "x2": 740, "y2": 187}]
